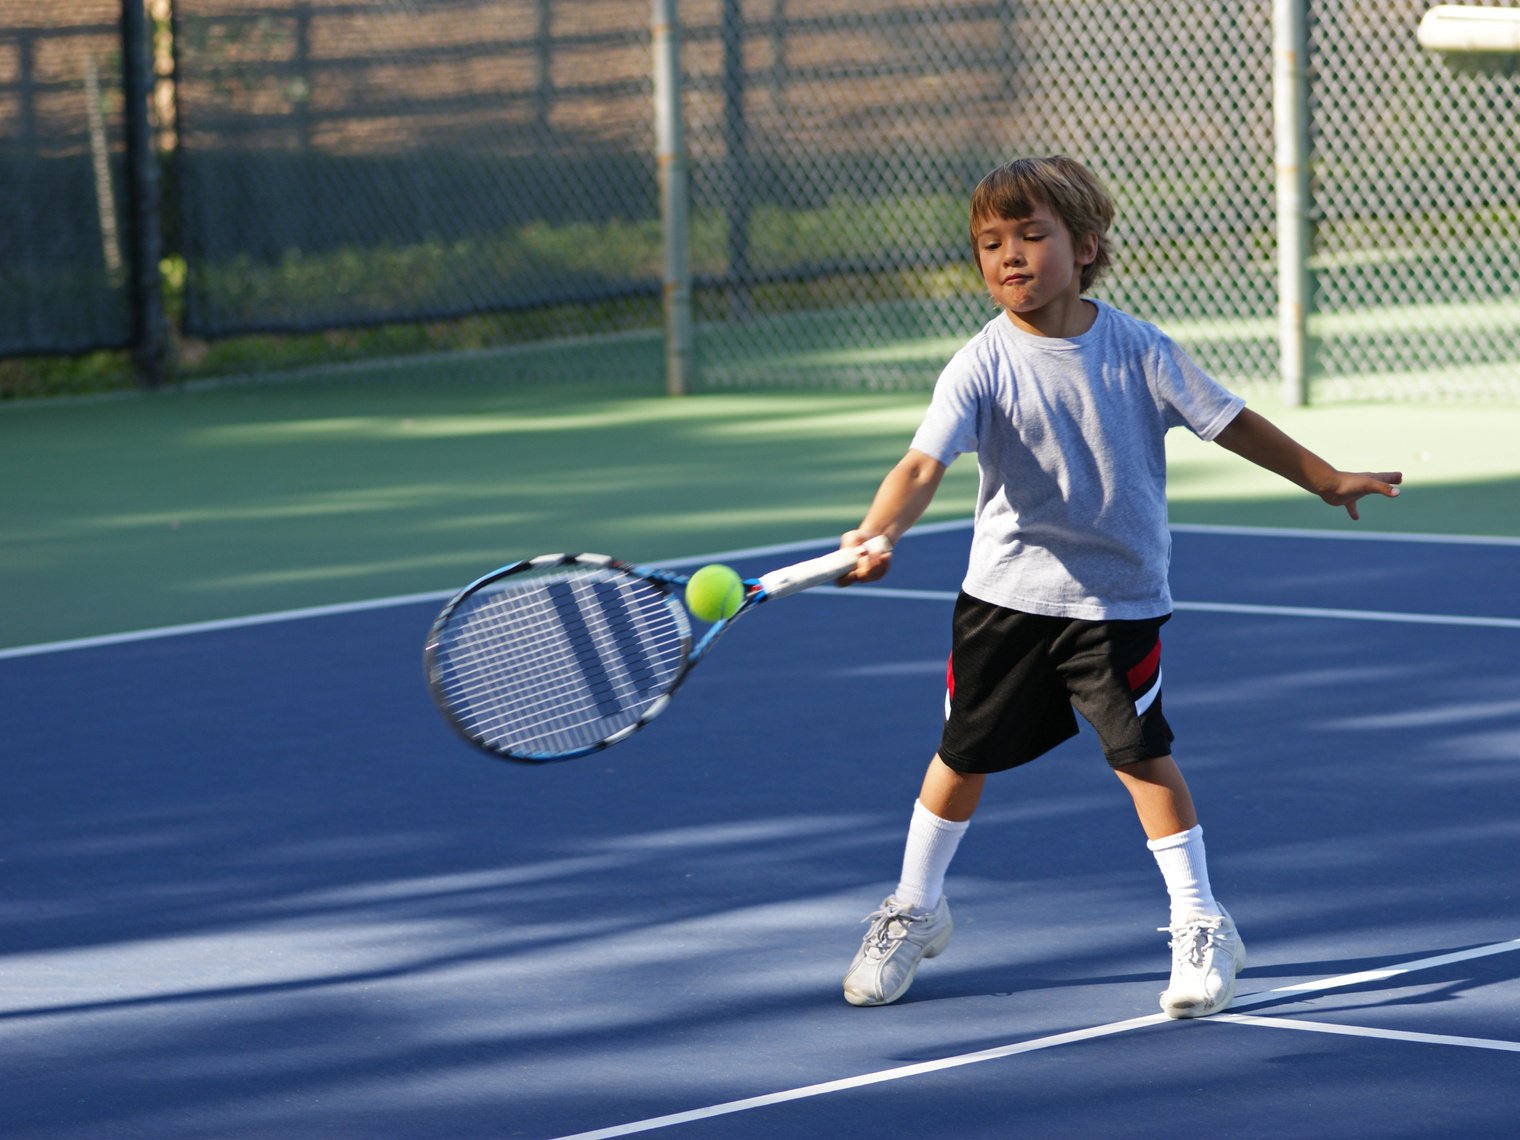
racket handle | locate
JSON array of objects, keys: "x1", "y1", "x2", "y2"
[{"x1": 756, "y1": 535, "x2": 893, "y2": 600}]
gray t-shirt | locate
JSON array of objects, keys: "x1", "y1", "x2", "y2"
[{"x1": 910, "y1": 300, "x2": 1245, "y2": 620}]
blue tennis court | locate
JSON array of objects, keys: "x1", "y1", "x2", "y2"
[{"x1": 4, "y1": 524, "x2": 1518, "y2": 1138}]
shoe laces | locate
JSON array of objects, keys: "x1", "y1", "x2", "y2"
[
  {"x1": 1161, "y1": 914, "x2": 1226, "y2": 967},
  {"x1": 860, "y1": 902, "x2": 928, "y2": 953}
]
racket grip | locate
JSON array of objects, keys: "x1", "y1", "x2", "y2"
[{"x1": 756, "y1": 534, "x2": 892, "y2": 600}]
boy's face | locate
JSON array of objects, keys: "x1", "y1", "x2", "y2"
[{"x1": 974, "y1": 204, "x2": 1099, "y2": 333}]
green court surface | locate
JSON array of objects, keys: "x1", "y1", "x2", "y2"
[{"x1": 2, "y1": 366, "x2": 1516, "y2": 651}]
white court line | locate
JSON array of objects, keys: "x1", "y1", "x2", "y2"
[
  {"x1": 893, "y1": 519, "x2": 1520, "y2": 548},
  {"x1": 2, "y1": 520, "x2": 1513, "y2": 660},
  {"x1": 845, "y1": 518, "x2": 1520, "y2": 548},
  {"x1": 1230, "y1": 937, "x2": 1520, "y2": 1007},
  {"x1": 13, "y1": 589, "x2": 1512, "y2": 662},
  {"x1": 0, "y1": 528, "x2": 983, "y2": 661},
  {"x1": 1170, "y1": 522, "x2": 1520, "y2": 547},
  {"x1": 1213, "y1": 1014, "x2": 1520, "y2": 1054},
  {"x1": 827, "y1": 588, "x2": 1520, "y2": 631},
  {"x1": 552, "y1": 936, "x2": 1520, "y2": 1140},
  {"x1": 550, "y1": 1014, "x2": 1172, "y2": 1140},
  {"x1": 0, "y1": 591, "x2": 455, "y2": 661},
  {"x1": 1172, "y1": 599, "x2": 1520, "y2": 630}
]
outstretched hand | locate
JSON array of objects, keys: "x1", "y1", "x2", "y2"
[
  {"x1": 1213, "y1": 410, "x2": 1405, "y2": 523},
  {"x1": 1320, "y1": 471, "x2": 1403, "y2": 520}
]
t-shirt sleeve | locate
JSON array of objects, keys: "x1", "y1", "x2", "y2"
[
  {"x1": 1152, "y1": 334, "x2": 1246, "y2": 441},
  {"x1": 909, "y1": 346, "x2": 982, "y2": 465}
]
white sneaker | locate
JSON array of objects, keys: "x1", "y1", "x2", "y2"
[
  {"x1": 843, "y1": 895, "x2": 953, "y2": 1007},
  {"x1": 1159, "y1": 908, "x2": 1245, "y2": 1018}
]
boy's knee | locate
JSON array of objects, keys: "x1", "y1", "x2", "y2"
[{"x1": 1114, "y1": 753, "x2": 1179, "y2": 780}]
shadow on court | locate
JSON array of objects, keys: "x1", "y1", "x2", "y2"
[{"x1": 3, "y1": 529, "x2": 1518, "y2": 1137}]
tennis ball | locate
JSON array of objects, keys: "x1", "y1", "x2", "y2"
[{"x1": 685, "y1": 564, "x2": 744, "y2": 623}]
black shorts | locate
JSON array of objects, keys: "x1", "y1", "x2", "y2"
[{"x1": 938, "y1": 593, "x2": 1174, "y2": 774}]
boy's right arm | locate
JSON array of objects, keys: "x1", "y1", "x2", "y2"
[{"x1": 837, "y1": 448, "x2": 947, "y2": 585}]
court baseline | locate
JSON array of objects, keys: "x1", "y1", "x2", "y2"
[
  {"x1": 1213, "y1": 1015, "x2": 1520, "y2": 1054},
  {"x1": 824, "y1": 588, "x2": 1520, "y2": 630},
  {"x1": 552, "y1": 937, "x2": 1520, "y2": 1140},
  {"x1": 2, "y1": 521, "x2": 1514, "y2": 661}
]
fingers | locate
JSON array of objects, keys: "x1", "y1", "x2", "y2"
[
  {"x1": 855, "y1": 543, "x2": 892, "y2": 582},
  {"x1": 836, "y1": 530, "x2": 892, "y2": 585},
  {"x1": 1338, "y1": 471, "x2": 1404, "y2": 520},
  {"x1": 1363, "y1": 472, "x2": 1404, "y2": 502}
]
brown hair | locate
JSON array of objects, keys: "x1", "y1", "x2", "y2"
[{"x1": 968, "y1": 156, "x2": 1114, "y2": 292}]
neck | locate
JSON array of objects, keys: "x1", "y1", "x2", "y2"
[{"x1": 1004, "y1": 296, "x2": 1097, "y2": 338}]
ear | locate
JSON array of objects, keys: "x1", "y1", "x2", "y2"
[{"x1": 1075, "y1": 230, "x2": 1099, "y2": 267}]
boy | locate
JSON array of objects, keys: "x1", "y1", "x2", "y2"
[{"x1": 836, "y1": 156, "x2": 1402, "y2": 1016}]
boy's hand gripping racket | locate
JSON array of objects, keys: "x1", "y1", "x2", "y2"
[{"x1": 424, "y1": 536, "x2": 891, "y2": 763}]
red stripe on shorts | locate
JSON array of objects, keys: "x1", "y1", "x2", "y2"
[
  {"x1": 946, "y1": 654, "x2": 955, "y2": 699},
  {"x1": 1126, "y1": 638, "x2": 1161, "y2": 693}
]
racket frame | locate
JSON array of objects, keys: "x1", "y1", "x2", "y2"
[{"x1": 423, "y1": 536, "x2": 890, "y2": 764}]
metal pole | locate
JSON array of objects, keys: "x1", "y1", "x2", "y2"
[
  {"x1": 84, "y1": 56, "x2": 123, "y2": 277},
  {"x1": 653, "y1": 0, "x2": 693, "y2": 396},
  {"x1": 1273, "y1": 0, "x2": 1313, "y2": 406},
  {"x1": 121, "y1": 0, "x2": 167, "y2": 388},
  {"x1": 721, "y1": 0, "x2": 751, "y2": 323}
]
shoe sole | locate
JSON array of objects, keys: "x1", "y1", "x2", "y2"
[
  {"x1": 843, "y1": 922, "x2": 954, "y2": 1008},
  {"x1": 1161, "y1": 975, "x2": 1235, "y2": 1018},
  {"x1": 1160, "y1": 938, "x2": 1246, "y2": 1019}
]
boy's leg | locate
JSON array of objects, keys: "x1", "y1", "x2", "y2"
[
  {"x1": 1112, "y1": 753, "x2": 1195, "y2": 840},
  {"x1": 895, "y1": 755, "x2": 982, "y2": 908},
  {"x1": 1115, "y1": 754, "x2": 1244, "y2": 1018},
  {"x1": 918, "y1": 752, "x2": 987, "y2": 822},
  {"x1": 843, "y1": 755, "x2": 975, "y2": 1007}
]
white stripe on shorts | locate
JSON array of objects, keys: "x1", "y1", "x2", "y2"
[{"x1": 1134, "y1": 667, "x2": 1162, "y2": 715}]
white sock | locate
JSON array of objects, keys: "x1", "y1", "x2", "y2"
[
  {"x1": 894, "y1": 800, "x2": 969, "y2": 912},
  {"x1": 1147, "y1": 824, "x2": 1221, "y2": 926}
]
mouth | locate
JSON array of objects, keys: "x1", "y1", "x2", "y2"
[{"x1": 1002, "y1": 275, "x2": 1031, "y2": 286}]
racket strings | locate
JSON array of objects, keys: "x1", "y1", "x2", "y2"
[
  {"x1": 457, "y1": 586, "x2": 663, "y2": 737},
  {"x1": 430, "y1": 565, "x2": 689, "y2": 756},
  {"x1": 446, "y1": 584, "x2": 675, "y2": 740},
  {"x1": 441, "y1": 587, "x2": 677, "y2": 750}
]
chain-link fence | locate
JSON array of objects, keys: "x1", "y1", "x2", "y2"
[
  {"x1": 1310, "y1": 0, "x2": 1520, "y2": 401},
  {"x1": 172, "y1": 0, "x2": 658, "y2": 341},
  {"x1": 680, "y1": 1, "x2": 1280, "y2": 393},
  {"x1": 0, "y1": 2, "x2": 135, "y2": 356},
  {"x1": 4, "y1": 2, "x2": 1518, "y2": 400},
  {"x1": 680, "y1": 0, "x2": 1518, "y2": 399}
]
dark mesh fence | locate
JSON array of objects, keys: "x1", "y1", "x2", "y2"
[
  {"x1": 0, "y1": 2, "x2": 134, "y2": 356},
  {"x1": 4, "y1": 2, "x2": 1517, "y2": 400},
  {"x1": 680, "y1": 0, "x2": 1519, "y2": 398},
  {"x1": 171, "y1": 0, "x2": 657, "y2": 338},
  {"x1": 680, "y1": 0, "x2": 1279, "y2": 391},
  {"x1": 1309, "y1": 0, "x2": 1520, "y2": 402}
]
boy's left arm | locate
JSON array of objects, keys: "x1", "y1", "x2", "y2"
[{"x1": 1213, "y1": 407, "x2": 1403, "y2": 521}]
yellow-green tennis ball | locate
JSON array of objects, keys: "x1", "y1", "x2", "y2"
[{"x1": 685, "y1": 564, "x2": 744, "y2": 622}]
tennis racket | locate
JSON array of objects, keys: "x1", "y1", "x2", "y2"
[{"x1": 424, "y1": 535, "x2": 891, "y2": 764}]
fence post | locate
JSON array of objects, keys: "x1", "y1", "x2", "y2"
[
  {"x1": 121, "y1": 0, "x2": 167, "y2": 389},
  {"x1": 721, "y1": 0, "x2": 751, "y2": 322},
  {"x1": 1273, "y1": 0, "x2": 1314, "y2": 406},
  {"x1": 533, "y1": 0, "x2": 553, "y2": 133},
  {"x1": 653, "y1": 0, "x2": 693, "y2": 396}
]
